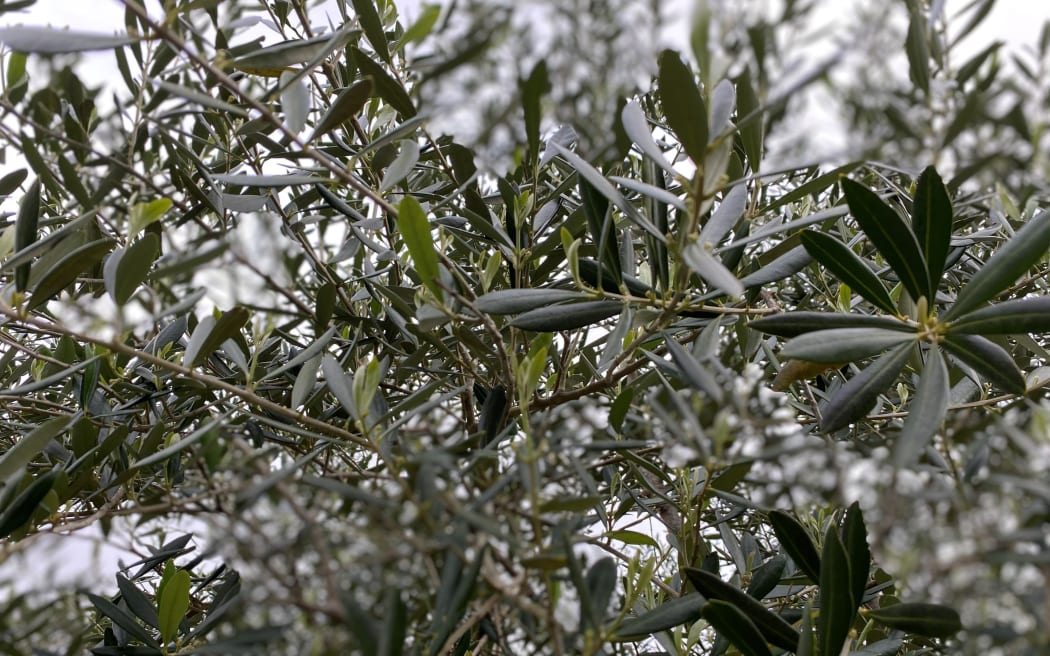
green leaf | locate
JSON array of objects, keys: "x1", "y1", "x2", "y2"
[
  {"x1": 657, "y1": 49, "x2": 707, "y2": 164},
  {"x1": 521, "y1": 60, "x2": 549, "y2": 165},
  {"x1": 397, "y1": 4, "x2": 441, "y2": 49},
  {"x1": 582, "y1": 557, "x2": 617, "y2": 630},
  {"x1": 279, "y1": 70, "x2": 311, "y2": 133},
  {"x1": 182, "y1": 307, "x2": 250, "y2": 368},
  {"x1": 0, "y1": 168, "x2": 26, "y2": 195},
  {"x1": 820, "y1": 342, "x2": 913, "y2": 433},
  {"x1": 323, "y1": 355, "x2": 358, "y2": 421},
  {"x1": 29, "y1": 237, "x2": 114, "y2": 310},
  {"x1": 949, "y1": 297, "x2": 1050, "y2": 334},
  {"x1": 0, "y1": 26, "x2": 136, "y2": 53},
  {"x1": 749, "y1": 311, "x2": 913, "y2": 338},
  {"x1": 310, "y1": 77, "x2": 373, "y2": 139},
  {"x1": 735, "y1": 66, "x2": 763, "y2": 172},
  {"x1": 351, "y1": 0, "x2": 391, "y2": 64},
  {"x1": 944, "y1": 209, "x2": 1050, "y2": 320},
  {"x1": 800, "y1": 230, "x2": 898, "y2": 315},
  {"x1": 397, "y1": 196, "x2": 442, "y2": 300},
  {"x1": 684, "y1": 568, "x2": 799, "y2": 652},
  {"x1": 129, "y1": 198, "x2": 171, "y2": 240},
  {"x1": 547, "y1": 141, "x2": 665, "y2": 243},
  {"x1": 104, "y1": 233, "x2": 160, "y2": 305},
  {"x1": 0, "y1": 356, "x2": 101, "y2": 397},
  {"x1": 896, "y1": 344, "x2": 949, "y2": 466},
  {"x1": 620, "y1": 100, "x2": 676, "y2": 177},
  {"x1": 380, "y1": 140, "x2": 420, "y2": 191},
  {"x1": 153, "y1": 80, "x2": 248, "y2": 118},
  {"x1": 664, "y1": 336, "x2": 722, "y2": 400},
  {"x1": 157, "y1": 568, "x2": 191, "y2": 644},
  {"x1": 351, "y1": 46, "x2": 415, "y2": 117},
  {"x1": 703, "y1": 600, "x2": 773, "y2": 656},
  {"x1": 212, "y1": 173, "x2": 327, "y2": 187},
  {"x1": 912, "y1": 166, "x2": 953, "y2": 289},
  {"x1": 475, "y1": 289, "x2": 588, "y2": 314},
  {"x1": 780, "y1": 328, "x2": 915, "y2": 364},
  {"x1": 863, "y1": 602, "x2": 962, "y2": 638},
  {"x1": 116, "y1": 575, "x2": 159, "y2": 629},
  {"x1": 579, "y1": 176, "x2": 622, "y2": 283},
  {"x1": 842, "y1": 178, "x2": 930, "y2": 302},
  {"x1": 841, "y1": 502, "x2": 870, "y2": 607},
  {"x1": 0, "y1": 468, "x2": 58, "y2": 538},
  {"x1": 817, "y1": 524, "x2": 855, "y2": 656},
  {"x1": 905, "y1": 8, "x2": 931, "y2": 94},
  {"x1": 509, "y1": 301, "x2": 622, "y2": 332},
  {"x1": 14, "y1": 178, "x2": 39, "y2": 292},
  {"x1": 746, "y1": 555, "x2": 787, "y2": 601},
  {"x1": 87, "y1": 592, "x2": 161, "y2": 648},
  {"x1": 682, "y1": 240, "x2": 744, "y2": 298},
  {"x1": 232, "y1": 34, "x2": 337, "y2": 76},
  {"x1": 768, "y1": 511, "x2": 821, "y2": 583},
  {"x1": 941, "y1": 333, "x2": 1025, "y2": 394},
  {"x1": 615, "y1": 593, "x2": 704, "y2": 638}
]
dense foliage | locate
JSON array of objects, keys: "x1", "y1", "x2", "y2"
[{"x1": 0, "y1": 0, "x2": 1048, "y2": 654}]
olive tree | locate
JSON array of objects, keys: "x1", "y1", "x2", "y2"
[{"x1": 0, "y1": 0, "x2": 1048, "y2": 654}]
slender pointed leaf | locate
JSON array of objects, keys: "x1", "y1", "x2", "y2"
[
  {"x1": 87, "y1": 592, "x2": 160, "y2": 648},
  {"x1": 682, "y1": 241, "x2": 744, "y2": 298},
  {"x1": 352, "y1": 46, "x2": 415, "y2": 117},
  {"x1": 800, "y1": 230, "x2": 897, "y2": 314},
  {"x1": 896, "y1": 344, "x2": 948, "y2": 466},
  {"x1": 942, "y1": 333, "x2": 1025, "y2": 394},
  {"x1": 768, "y1": 511, "x2": 820, "y2": 583},
  {"x1": 664, "y1": 336, "x2": 722, "y2": 400},
  {"x1": 475, "y1": 289, "x2": 588, "y2": 315},
  {"x1": 700, "y1": 184, "x2": 747, "y2": 246},
  {"x1": 105, "y1": 233, "x2": 160, "y2": 305},
  {"x1": 323, "y1": 355, "x2": 358, "y2": 421},
  {"x1": 703, "y1": 600, "x2": 773, "y2": 656},
  {"x1": 820, "y1": 342, "x2": 913, "y2": 433},
  {"x1": 397, "y1": 196, "x2": 442, "y2": 299},
  {"x1": 509, "y1": 301, "x2": 622, "y2": 332},
  {"x1": 351, "y1": 0, "x2": 391, "y2": 64},
  {"x1": 182, "y1": 307, "x2": 250, "y2": 368},
  {"x1": 233, "y1": 34, "x2": 335, "y2": 76},
  {"x1": 157, "y1": 568, "x2": 191, "y2": 644},
  {"x1": 620, "y1": 101, "x2": 676, "y2": 177},
  {"x1": 708, "y1": 79, "x2": 737, "y2": 139},
  {"x1": 945, "y1": 209, "x2": 1050, "y2": 319},
  {"x1": 279, "y1": 71, "x2": 311, "y2": 133},
  {"x1": 657, "y1": 49, "x2": 707, "y2": 163},
  {"x1": 842, "y1": 502, "x2": 871, "y2": 607},
  {"x1": 842, "y1": 178, "x2": 930, "y2": 302},
  {"x1": 548, "y1": 141, "x2": 665, "y2": 242},
  {"x1": 863, "y1": 602, "x2": 962, "y2": 638},
  {"x1": 310, "y1": 77, "x2": 373, "y2": 139},
  {"x1": 0, "y1": 416, "x2": 68, "y2": 484},
  {"x1": 0, "y1": 468, "x2": 58, "y2": 538},
  {"x1": 380, "y1": 140, "x2": 420, "y2": 190},
  {"x1": 684, "y1": 568, "x2": 799, "y2": 652},
  {"x1": 614, "y1": 593, "x2": 704, "y2": 638},
  {"x1": 949, "y1": 297, "x2": 1050, "y2": 334},
  {"x1": 749, "y1": 312, "x2": 913, "y2": 338},
  {"x1": 817, "y1": 525, "x2": 855, "y2": 656},
  {"x1": 780, "y1": 327, "x2": 915, "y2": 364},
  {"x1": 912, "y1": 166, "x2": 953, "y2": 288},
  {"x1": 14, "y1": 179, "x2": 39, "y2": 292},
  {"x1": 0, "y1": 26, "x2": 136, "y2": 53},
  {"x1": 29, "y1": 238, "x2": 114, "y2": 310}
]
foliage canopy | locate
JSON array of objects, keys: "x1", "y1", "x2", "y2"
[{"x1": 0, "y1": 0, "x2": 1048, "y2": 654}]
